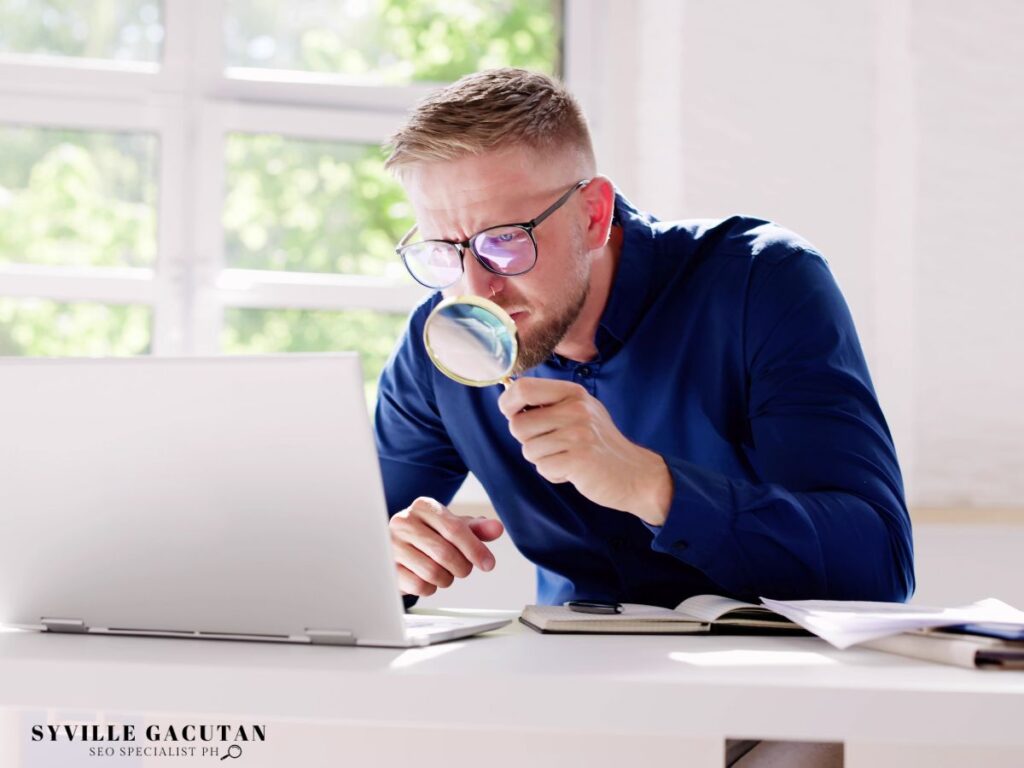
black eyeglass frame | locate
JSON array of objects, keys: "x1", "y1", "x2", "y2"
[{"x1": 396, "y1": 178, "x2": 592, "y2": 289}]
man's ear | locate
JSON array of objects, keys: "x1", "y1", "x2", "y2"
[{"x1": 580, "y1": 175, "x2": 616, "y2": 251}]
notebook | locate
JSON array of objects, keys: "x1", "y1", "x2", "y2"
[{"x1": 519, "y1": 594, "x2": 803, "y2": 635}]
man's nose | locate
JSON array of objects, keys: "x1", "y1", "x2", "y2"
[{"x1": 461, "y1": 249, "x2": 504, "y2": 299}]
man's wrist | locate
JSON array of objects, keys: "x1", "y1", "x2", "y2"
[{"x1": 629, "y1": 448, "x2": 673, "y2": 526}]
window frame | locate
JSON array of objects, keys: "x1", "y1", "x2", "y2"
[{"x1": 0, "y1": 0, "x2": 598, "y2": 357}]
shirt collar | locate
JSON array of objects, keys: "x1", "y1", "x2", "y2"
[{"x1": 591, "y1": 189, "x2": 659, "y2": 360}]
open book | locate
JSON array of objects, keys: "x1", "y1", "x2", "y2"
[{"x1": 519, "y1": 594, "x2": 803, "y2": 635}]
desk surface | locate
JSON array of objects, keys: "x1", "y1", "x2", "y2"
[{"x1": 2, "y1": 610, "x2": 1023, "y2": 748}]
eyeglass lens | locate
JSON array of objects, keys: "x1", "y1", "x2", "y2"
[{"x1": 404, "y1": 225, "x2": 535, "y2": 288}]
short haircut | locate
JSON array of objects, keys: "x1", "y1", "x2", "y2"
[{"x1": 384, "y1": 67, "x2": 595, "y2": 175}]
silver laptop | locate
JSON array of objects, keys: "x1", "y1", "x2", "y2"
[{"x1": 0, "y1": 354, "x2": 509, "y2": 647}]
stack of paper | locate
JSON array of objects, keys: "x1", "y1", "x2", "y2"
[
  {"x1": 861, "y1": 627, "x2": 1024, "y2": 669},
  {"x1": 759, "y1": 597, "x2": 1024, "y2": 650}
]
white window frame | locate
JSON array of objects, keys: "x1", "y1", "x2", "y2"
[{"x1": 0, "y1": 0, "x2": 602, "y2": 358}]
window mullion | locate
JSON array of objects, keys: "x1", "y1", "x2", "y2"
[{"x1": 164, "y1": 0, "x2": 228, "y2": 356}]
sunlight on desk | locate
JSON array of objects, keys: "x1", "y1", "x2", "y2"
[
  {"x1": 669, "y1": 649, "x2": 838, "y2": 667},
  {"x1": 389, "y1": 643, "x2": 467, "y2": 670}
]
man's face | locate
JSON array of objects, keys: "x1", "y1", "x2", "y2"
[{"x1": 401, "y1": 146, "x2": 593, "y2": 373}]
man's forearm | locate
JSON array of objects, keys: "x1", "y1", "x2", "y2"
[{"x1": 624, "y1": 447, "x2": 674, "y2": 527}]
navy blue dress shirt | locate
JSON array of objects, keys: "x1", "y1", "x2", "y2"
[{"x1": 374, "y1": 191, "x2": 915, "y2": 609}]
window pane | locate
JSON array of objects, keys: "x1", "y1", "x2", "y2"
[
  {"x1": 0, "y1": 126, "x2": 158, "y2": 268},
  {"x1": 224, "y1": 134, "x2": 412, "y2": 278},
  {"x1": 0, "y1": 0, "x2": 163, "y2": 63},
  {"x1": 222, "y1": 307, "x2": 406, "y2": 404},
  {"x1": 0, "y1": 298, "x2": 151, "y2": 355},
  {"x1": 224, "y1": 0, "x2": 562, "y2": 84}
]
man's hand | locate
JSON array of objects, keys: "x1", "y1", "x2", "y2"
[
  {"x1": 389, "y1": 497, "x2": 505, "y2": 597},
  {"x1": 497, "y1": 377, "x2": 673, "y2": 526}
]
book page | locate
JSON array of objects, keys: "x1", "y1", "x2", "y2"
[{"x1": 674, "y1": 594, "x2": 761, "y2": 622}]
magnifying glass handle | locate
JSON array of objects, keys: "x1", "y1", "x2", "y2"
[{"x1": 500, "y1": 376, "x2": 539, "y2": 412}]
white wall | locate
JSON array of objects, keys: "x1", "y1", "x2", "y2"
[{"x1": 579, "y1": 0, "x2": 1024, "y2": 510}]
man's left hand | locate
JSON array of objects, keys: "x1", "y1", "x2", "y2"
[{"x1": 497, "y1": 377, "x2": 672, "y2": 526}]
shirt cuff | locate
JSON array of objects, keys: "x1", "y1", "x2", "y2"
[{"x1": 641, "y1": 456, "x2": 737, "y2": 572}]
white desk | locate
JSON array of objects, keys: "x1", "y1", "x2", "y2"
[{"x1": 1, "y1": 610, "x2": 1022, "y2": 768}]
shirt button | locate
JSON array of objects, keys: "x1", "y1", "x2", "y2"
[
  {"x1": 577, "y1": 366, "x2": 592, "y2": 378},
  {"x1": 672, "y1": 539, "x2": 689, "y2": 551}
]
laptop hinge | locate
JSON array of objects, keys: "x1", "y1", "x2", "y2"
[
  {"x1": 304, "y1": 629, "x2": 356, "y2": 646},
  {"x1": 41, "y1": 618, "x2": 89, "y2": 634}
]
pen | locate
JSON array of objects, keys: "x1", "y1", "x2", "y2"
[{"x1": 565, "y1": 600, "x2": 623, "y2": 615}]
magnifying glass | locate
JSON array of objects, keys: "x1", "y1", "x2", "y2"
[
  {"x1": 423, "y1": 295, "x2": 519, "y2": 388},
  {"x1": 220, "y1": 744, "x2": 243, "y2": 760}
]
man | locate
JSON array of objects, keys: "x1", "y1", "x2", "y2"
[{"x1": 375, "y1": 68, "x2": 914, "y2": 611}]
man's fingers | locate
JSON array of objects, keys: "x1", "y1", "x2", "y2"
[
  {"x1": 533, "y1": 452, "x2": 573, "y2": 484},
  {"x1": 432, "y1": 516, "x2": 497, "y2": 571},
  {"x1": 468, "y1": 517, "x2": 504, "y2": 543},
  {"x1": 394, "y1": 540, "x2": 455, "y2": 589},
  {"x1": 508, "y1": 400, "x2": 596, "y2": 445},
  {"x1": 394, "y1": 497, "x2": 498, "y2": 573},
  {"x1": 400, "y1": 521, "x2": 474, "y2": 578},
  {"x1": 397, "y1": 564, "x2": 437, "y2": 597},
  {"x1": 498, "y1": 377, "x2": 585, "y2": 417},
  {"x1": 520, "y1": 430, "x2": 575, "y2": 464}
]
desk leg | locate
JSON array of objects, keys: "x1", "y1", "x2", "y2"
[{"x1": 847, "y1": 742, "x2": 1024, "y2": 767}]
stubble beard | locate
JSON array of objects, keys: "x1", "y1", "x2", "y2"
[{"x1": 512, "y1": 239, "x2": 592, "y2": 374}]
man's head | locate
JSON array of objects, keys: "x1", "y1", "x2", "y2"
[{"x1": 386, "y1": 68, "x2": 616, "y2": 373}]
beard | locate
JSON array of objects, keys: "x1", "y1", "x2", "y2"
[{"x1": 511, "y1": 230, "x2": 591, "y2": 374}]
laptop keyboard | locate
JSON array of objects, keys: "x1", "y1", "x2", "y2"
[
  {"x1": 402, "y1": 615, "x2": 500, "y2": 638},
  {"x1": 403, "y1": 615, "x2": 471, "y2": 630}
]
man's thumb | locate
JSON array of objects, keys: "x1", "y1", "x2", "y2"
[{"x1": 467, "y1": 517, "x2": 504, "y2": 542}]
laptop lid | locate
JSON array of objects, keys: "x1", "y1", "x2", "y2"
[{"x1": 0, "y1": 354, "x2": 409, "y2": 646}]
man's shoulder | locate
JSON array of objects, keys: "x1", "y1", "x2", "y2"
[
  {"x1": 383, "y1": 291, "x2": 443, "y2": 377},
  {"x1": 407, "y1": 290, "x2": 444, "y2": 329},
  {"x1": 652, "y1": 214, "x2": 822, "y2": 268}
]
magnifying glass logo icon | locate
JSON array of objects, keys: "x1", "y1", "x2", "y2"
[{"x1": 220, "y1": 744, "x2": 243, "y2": 760}]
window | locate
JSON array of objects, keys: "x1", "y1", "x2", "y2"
[
  {"x1": 0, "y1": 126, "x2": 158, "y2": 269},
  {"x1": 0, "y1": 0, "x2": 163, "y2": 64},
  {"x1": 0, "y1": 0, "x2": 565, "y2": 406}
]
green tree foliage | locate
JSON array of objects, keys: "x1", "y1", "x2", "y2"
[
  {"x1": 0, "y1": 298, "x2": 150, "y2": 355},
  {"x1": 0, "y1": 0, "x2": 162, "y2": 62},
  {"x1": 224, "y1": 135, "x2": 412, "y2": 278},
  {"x1": 0, "y1": 127, "x2": 157, "y2": 268},
  {"x1": 225, "y1": 0, "x2": 561, "y2": 83},
  {"x1": 222, "y1": 307, "x2": 406, "y2": 403}
]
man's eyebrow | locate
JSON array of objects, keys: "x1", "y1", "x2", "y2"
[{"x1": 420, "y1": 220, "x2": 513, "y2": 245}]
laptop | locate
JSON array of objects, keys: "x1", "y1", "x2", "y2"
[{"x1": 0, "y1": 354, "x2": 510, "y2": 647}]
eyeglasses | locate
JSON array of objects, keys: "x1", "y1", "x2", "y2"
[{"x1": 396, "y1": 179, "x2": 591, "y2": 290}]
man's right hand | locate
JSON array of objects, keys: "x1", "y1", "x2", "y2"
[{"x1": 389, "y1": 497, "x2": 505, "y2": 597}]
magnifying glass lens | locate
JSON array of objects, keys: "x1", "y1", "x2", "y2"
[{"x1": 423, "y1": 296, "x2": 519, "y2": 387}]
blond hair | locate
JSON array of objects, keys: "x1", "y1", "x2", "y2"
[{"x1": 384, "y1": 68, "x2": 595, "y2": 175}]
